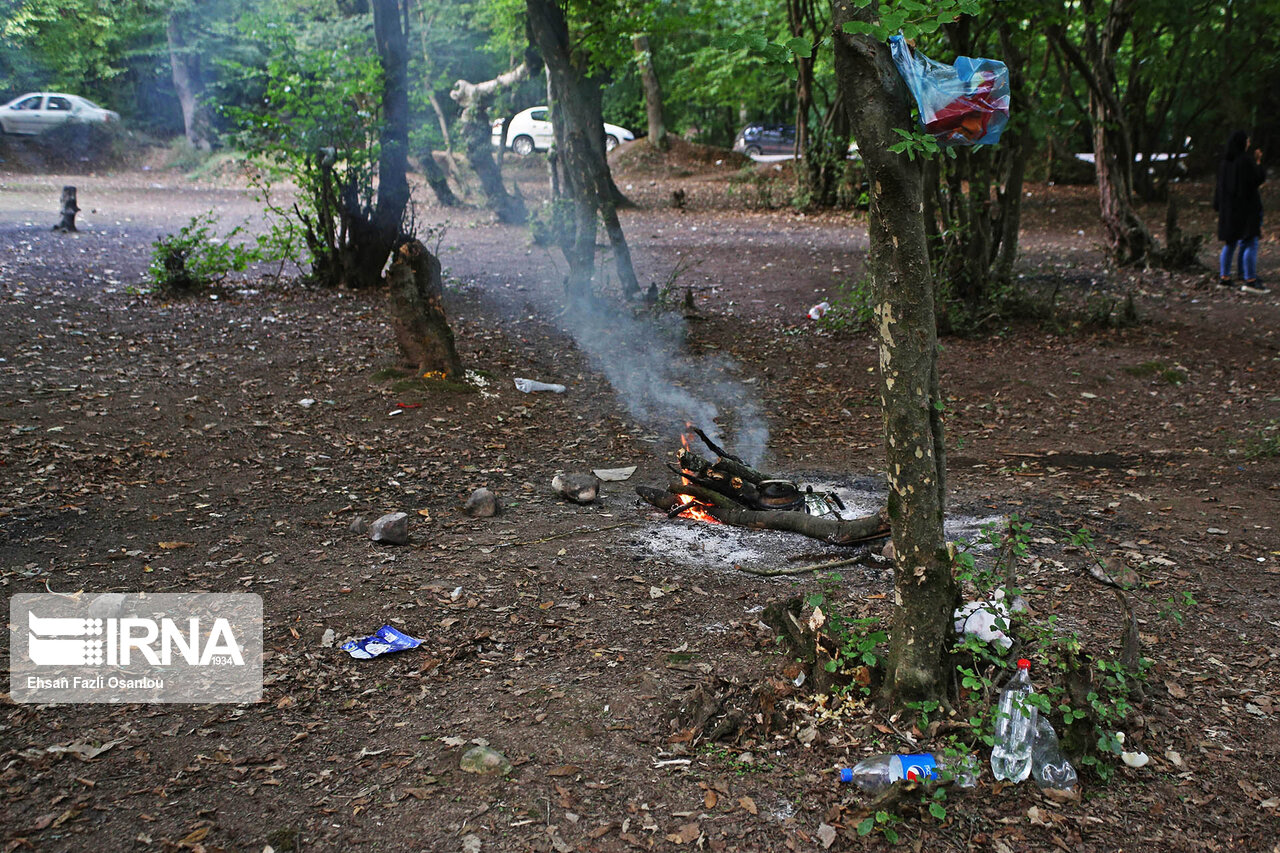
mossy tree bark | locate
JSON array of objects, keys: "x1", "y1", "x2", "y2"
[
  {"x1": 450, "y1": 64, "x2": 530, "y2": 224},
  {"x1": 386, "y1": 240, "x2": 463, "y2": 379},
  {"x1": 832, "y1": 1, "x2": 957, "y2": 707}
]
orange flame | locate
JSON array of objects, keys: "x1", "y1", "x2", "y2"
[{"x1": 676, "y1": 424, "x2": 719, "y2": 523}]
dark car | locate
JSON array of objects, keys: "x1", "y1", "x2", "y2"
[{"x1": 732, "y1": 123, "x2": 796, "y2": 157}]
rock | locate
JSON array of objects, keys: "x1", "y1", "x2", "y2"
[
  {"x1": 459, "y1": 745, "x2": 512, "y2": 776},
  {"x1": 881, "y1": 540, "x2": 896, "y2": 561},
  {"x1": 552, "y1": 472, "x2": 600, "y2": 504},
  {"x1": 370, "y1": 512, "x2": 409, "y2": 545},
  {"x1": 348, "y1": 515, "x2": 368, "y2": 534},
  {"x1": 464, "y1": 488, "x2": 498, "y2": 518}
]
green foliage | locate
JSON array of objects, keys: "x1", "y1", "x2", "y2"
[
  {"x1": 0, "y1": 0, "x2": 162, "y2": 100},
  {"x1": 856, "y1": 809, "x2": 903, "y2": 843},
  {"x1": 221, "y1": 14, "x2": 385, "y2": 285},
  {"x1": 840, "y1": 0, "x2": 982, "y2": 41},
  {"x1": 804, "y1": 574, "x2": 886, "y2": 694},
  {"x1": 1123, "y1": 360, "x2": 1187, "y2": 385},
  {"x1": 147, "y1": 212, "x2": 258, "y2": 294},
  {"x1": 819, "y1": 276, "x2": 876, "y2": 332},
  {"x1": 947, "y1": 516, "x2": 1171, "y2": 782},
  {"x1": 1241, "y1": 421, "x2": 1280, "y2": 459},
  {"x1": 710, "y1": 33, "x2": 812, "y2": 81},
  {"x1": 528, "y1": 198, "x2": 575, "y2": 247}
]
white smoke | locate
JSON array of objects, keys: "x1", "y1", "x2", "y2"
[{"x1": 562, "y1": 299, "x2": 770, "y2": 466}]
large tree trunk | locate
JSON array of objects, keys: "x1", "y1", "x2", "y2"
[
  {"x1": 832, "y1": 3, "x2": 956, "y2": 708},
  {"x1": 166, "y1": 12, "x2": 213, "y2": 151},
  {"x1": 386, "y1": 239, "x2": 463, "y2": 378},
  {"x1": 633, "y1": 34, "x2": 668, "y2": 151},
  {"x1": 526, "y1": 0, "x2": 640, "y2": 303},
  {"x1": 338, "y1": 0, "x2": 413, "y2": 290},
  {"x1": 450, "y1": 65, "x2": 530, "y2": 224}
]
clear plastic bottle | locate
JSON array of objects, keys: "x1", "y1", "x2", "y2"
[
  {"x1": 839, "y1": 753, "x2": 978, "y2": 794},
  {"x1": 1030, "y1": 715, "x2": 1078, "y2": 789},
  {"x1": 990, "y1": 658, "x2": 1038, "y2": 783}
]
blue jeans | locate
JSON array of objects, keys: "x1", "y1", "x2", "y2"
[{"x1": 1220, "y1": 237, "x2": 1259, "y2": 280}]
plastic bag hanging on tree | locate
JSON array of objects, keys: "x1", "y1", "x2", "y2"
[{"x1": 888, "y1": 35, "x2": 1010, "y2": 146}]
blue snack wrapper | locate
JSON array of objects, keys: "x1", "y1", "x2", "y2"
[{"x1": 341, "y1": 625, "x2": 423, "y2": 659}]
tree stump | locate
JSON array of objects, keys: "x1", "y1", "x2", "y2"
[
  {"x1": 386, "y1": 239, "x2": 464, "y2": 380},
  {"x1": 52, "y1": 186, "x2": 79, "y2": 233}
]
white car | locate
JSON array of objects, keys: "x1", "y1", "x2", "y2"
[
  {"x1": 492, "y1": 106, "x2": 634, "y2": 156},
  {"x1": 0, "y1": 92, "x2": 120, "y2": 135}
]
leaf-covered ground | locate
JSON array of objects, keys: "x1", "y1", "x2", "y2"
[{"x1": 1, "y1": 154, "x2": 1278, "y2": 851}]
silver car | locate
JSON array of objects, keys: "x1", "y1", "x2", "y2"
[{"x1": 0, "y1": 92, "x2": 120, "y2": 135}]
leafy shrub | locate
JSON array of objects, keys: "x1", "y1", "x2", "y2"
[{"x1": 148, "y1": 213, "x2": 258, "y2": 294}]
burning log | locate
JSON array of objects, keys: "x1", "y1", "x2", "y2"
[{"x1": 637, "y1": 439, "x2": 890, "y2": 547}]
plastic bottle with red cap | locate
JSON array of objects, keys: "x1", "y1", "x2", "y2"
[{"x1": 990, "y1": 658, "x2": 1038, "y2": 782}]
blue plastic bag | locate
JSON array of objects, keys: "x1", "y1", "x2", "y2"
[
  {"x1": 341, "y1": 625, "x2": 423, "y2": 659},
  {"x1": 889, "y1": 35, "x2": 1010, "y2": 146}
]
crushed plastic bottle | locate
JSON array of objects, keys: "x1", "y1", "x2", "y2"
[
  {"x1": 807, "y1": 301, "x2": 831, "y2": 320},
  {"x1": 513, "y1": 377, "x2": 566, "y2": 393},
  {"x1": 1030, "y1": 715, "x2": 1078, "y2": 790},
  {"x1": 839, "y1": 753, "x2": 978, "y2": 795},
  {"x1": 990, "y1": 658, "x2": 1038, "y2": 783}
]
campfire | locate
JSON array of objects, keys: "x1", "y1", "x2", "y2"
[{"x1": 637, "y1": 427, "x2": 890, "y2": 546}]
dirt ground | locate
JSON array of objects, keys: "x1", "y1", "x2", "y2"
[{"x1": 1, "y1": 145, "x2": 1279, "y2": 852}]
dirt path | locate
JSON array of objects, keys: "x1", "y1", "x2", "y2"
[{"x1": 1, "y1": 162, "x2": 1278, "y2": 852}]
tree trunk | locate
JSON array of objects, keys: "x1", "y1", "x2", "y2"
[
  {"x1": 526, "y1": 0, "x2": 640, "y2": 302},
  {"x1": 166, "y1": 12, "x2": 213, "y2": 151},
  {"x1": 386, "y1": 240, "x2": 463, "y2": 378},
  {"x1": 336, "y1": 0, "x2": 413, "y2": 290},
  {"x1": 450, "y1": 65, "x2": 530, "y2": 224},
  {"x1": 633, "y1": 34, "x2": 667, "y2": 151},
  {"x1": 832, "y1": 3, "x2": 956, "y2": 708},
  {"x1": 419, "y1": 151, "x2": 459, "y2": 207},
  {"x1": 52, "y1": 186, "x2": 79, "y2": 233},
  {"x1": 1049, "y1": 1, "x2": 1155, "y2": 266}
]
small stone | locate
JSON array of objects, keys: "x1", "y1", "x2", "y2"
[
  {"x1": 462, "y1": 835, "x2": 482, "y2": 853},
  {"x1": 552, "y1": 472, "x2": 600, "y2": 504},
  {"x1": 370, "y1": 512, "x2": 410, "y2": 545},
  {"x1": 881, "y1": 540, "x2": 896, "y2": 561},
  {"x1": 459, "y1": 745, "x2": 512, "y2": 776},
  {"x1": 348, "y1": 515, "x2": 368, "y2": 534},
  {"x1": 464, "y1": 488, "x2": 498, "y2": 518}
]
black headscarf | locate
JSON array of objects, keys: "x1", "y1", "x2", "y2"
[{"x1": 1216, "y1": 130, "x2": 1266, "y2": 243}]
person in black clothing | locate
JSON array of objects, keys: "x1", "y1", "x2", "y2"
[{"x1": 1214, "y1": 130, "x2": 1268, "y2": 293}]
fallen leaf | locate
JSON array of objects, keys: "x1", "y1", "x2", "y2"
[
  {"x1": 738, "y1": 796, "x2": 758, "y2": 815},
  {"x1": 816, "y1": 823, "x2": 838, "y2": 849},
  {"x1": 46, "y1": 739, "x2": 123, "y2": 761},
  {"x1": 704, "y1": 789, "x2": 718, "y2": 809},
  {"x1": 179, "y1": 825, "x2": 210, "y2": 845},
  {"x1": 548, "y1": 765, "x2": 579, "y2": 777},
  {"x1": 158, "y1": 541, "x2": 194, "y2": 550},
  {"x1": 665, "y1": 823, "x2": 701, "y2": 844}
]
